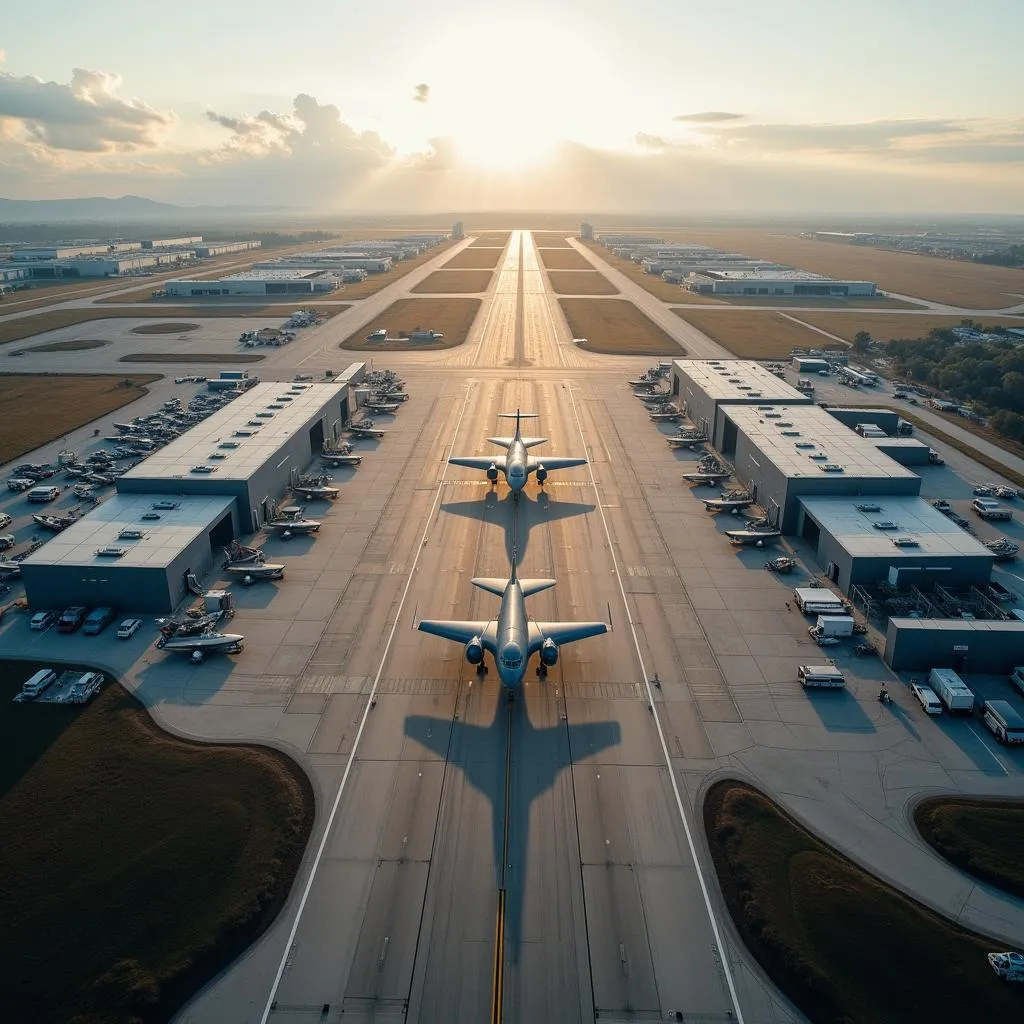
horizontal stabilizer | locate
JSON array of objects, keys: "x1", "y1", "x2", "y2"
[
  {"x1": 498, "y1": 411, "x2": 539, "y2": 419},
  {"x1": 470, "y1": 577, "x2": 508, "y2": 597},
  {"x1": 518, "y1": 578, "x2": 557, "y2": 597},
  {"x1": 487, "y1": 435, "x2": 547, "y2": 449}
]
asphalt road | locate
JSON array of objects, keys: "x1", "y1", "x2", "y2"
[{"x1": 4, "y1": 231, "x2": 1024, "y2": 1024}]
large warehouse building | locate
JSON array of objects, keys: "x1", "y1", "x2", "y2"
[
  {"x1": 797, "y1": 496, "x2": 994, "y2": 592},
  {"x1": 20, "y1": 494, "x2": 237, "y2": 613},
  {"x1": 165, "y1": 269, "x2": 338, "y2": 297},
  {"x1": 721, "y1": 404, "x2": 921, "y2": 531},
  {"x1": 686, "y1": 269, "x2": 878, "y2": 297},
  {"x1": 672, "y1": 360, "x2": 813, "y2": 449},
  {"x1": 21, "y1": 367, "x2": 365, "y2": 612}
]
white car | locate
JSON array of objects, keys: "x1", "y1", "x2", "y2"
[
  {"x1": 0, "y1": 534, "x2": 15, "y2": 551},
  {"x1": 987, "y1": 951, "x2": 1024, "y2": 981},
  {"x1": 0, "y1": 513, "x2": 12, "y2": 529},
  {"x1": 116, "y1": 617, "x2": 143, "y2": 639},
  {"x1": 29, "y1": 610, "x2": 58, "y2": 631}
]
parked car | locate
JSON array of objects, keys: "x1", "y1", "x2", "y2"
[
  {"x1": 82, "y1": 606, "x2": 116, "y2": 635},
  {"x1": 0, "y1": 513, "x2": 12, "y2": 529},
  {"x1": 29, "y1": 610, "x2": 58, "y2": 631},
  {"x1": 116, "y1": 617, "x2": 143, "y2": 639},
  {"x1": 0, "y1": 534, "x2": 15, "y2": 551},
  {"x1": 57, "y1": 605, "x2": 87, "y2": 633}
]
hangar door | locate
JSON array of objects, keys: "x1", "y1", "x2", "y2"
[{"x1": 209, "y1": 511, "x2": 235, "y2": 555}]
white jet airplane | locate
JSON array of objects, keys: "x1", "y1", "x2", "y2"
[
  {"x1": 448, "y1": 411, "x2": 587, "y2": 495},
  {"x1": 417, "y1": 562, "x2": 608, "y2": 690}
]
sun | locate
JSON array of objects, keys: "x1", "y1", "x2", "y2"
[{"x1": 452, "y1": 108, "x2": 560, "y2": 172}]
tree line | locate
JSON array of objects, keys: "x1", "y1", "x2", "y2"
[{"x1": 873, "y1": 326, "x2": 1024, "y2": 443}]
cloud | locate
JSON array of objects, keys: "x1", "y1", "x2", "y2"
[
  {"x1": 634, "y1": 132, "x2": 669, "y2": 149},
  {"x1": 705, "y1": 117, "x2": 964, "y2": 154},
  {"x1": 0, "y1": 67, "x2": 173, "y2": 151},
  {"x1": 674, "y1": 111, "x2": 744, "y2": 123},
  {"x1": 412, "y1": 83, "x2": 430, "y2": 104}
]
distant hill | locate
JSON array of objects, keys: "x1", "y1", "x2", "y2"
[{"x1": 0, "y1": 195, "x2": 286, "y2": 223}]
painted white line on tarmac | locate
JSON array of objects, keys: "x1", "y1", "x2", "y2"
[
  {"x1": 258, "y1": 383, "x2": 475, "y2": 1023},
  {"x1": 967, "y1": 722, "x2": 1009, "y2": 775},
  {"x1": 566, "y1": 382, "x2": 747, "y2": 1024}
]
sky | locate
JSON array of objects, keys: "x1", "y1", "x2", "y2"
[{"x1": 0, "y1": 0, "x2": 1022, "y2": 214}]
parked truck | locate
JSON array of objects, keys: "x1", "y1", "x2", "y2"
[
  {"x1": 809, "y1": 615, "x2": 855, "y2": 641},
  {"x1": 794, "y1": 587, "x2": 846, "y2": 615},
  {"x1": 972, "y1": 498, "x2": 1012, "y2": 521},
  {"x1": 798, "y1": 664, "x2": 846, "y2": 688},
  {"x1": 208, "y1": 371, "x2": 259, "y2": 391},
  {"x1": 407, "y1": 330, "x2": 444, "y2": 340},
  {"x1": 928, "y1": 667, "x2": 976, "y2": 713}
]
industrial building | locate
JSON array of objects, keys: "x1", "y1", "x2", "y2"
[
  {"x1": 21, "y1": 368, "x2": 366, "y2": 612},
  {"x1": 117, "y1": 375, "x2": 362, "y2": 532},
  {"x1": 26, "y1": 255, "x2": 161, "y2": 278},
  {"x1": 142, "y1": 236, "x2": 202, "y2": 249},
  {"x1": 796, "y1": 496, "x2": 994, "y2": 593},
  {"x1": 672, "y1": 359, "x2": 813, "y2": 449},
  {"x1": 165, "y1": 269, "x2": 338, "y2": 297},
  {"x1": 884, "y1": 618, "x2": 1024, "y2": 673},
  {"x1": 258, "y1": 255, "x2": 392, "y2": 274},
  {"x1": 0, "y1": 264, "x2": 30, "y2": 283},
  {"x1": 579, "y1": 222, "x2": 593, "y2": 241},
  {"x1": 721, "y1": 404, "x2": 921, "y2": 531},
  {"x1": 686, "y1": 269, "x2": 878, "y2": 297},
  {"x1": 10, "y1": 242, "x2": 143, "y2": 260},
  {"x1": 20, "y1": 493, "x2": 238, "y2": 613},
  {"x1": 194, "y1": 241, "x2": 262, "y2": 258}
]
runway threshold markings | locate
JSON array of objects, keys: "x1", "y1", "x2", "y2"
[
  {"x1": 257, "y1": 384, "x2": 476, "y2": 1024},
  {"x1": 565, "y1": 383, "x2": 748, "y2": 1024}
]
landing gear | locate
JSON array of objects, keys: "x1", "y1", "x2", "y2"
[
  {"x1": 536, "y1": 663, "x2": 548, "y2": 679},
  {"x1": 476, "y1": 662, "x2": 488, "y2": 677}
]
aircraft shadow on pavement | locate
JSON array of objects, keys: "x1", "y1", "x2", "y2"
[
  {"x1": 440, "y1": 490, "x2": 595, "y2": 563},
  {"x1": 404, "y1": 695, "x2": 620, "y2": 957}
]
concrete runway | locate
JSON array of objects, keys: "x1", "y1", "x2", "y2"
[{"x1": 4, "y1": 231, "x2": 1024, "y2": 1024}]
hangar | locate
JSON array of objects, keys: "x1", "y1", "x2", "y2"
[
  {"x1": 721, "y1": 404, "x2": 921, "y2": 531},
  {"x1": 117, "y1": 377, "x2": 360, "y2": 532},
  {"x1": 20, "y1": 493, "x2": 237, "y2": 613},
  {"x1": 671, "y1": 359, "x2": 812, "y2": 449},
  {"x1": 796, "y1": 495, "x2": 995, "y2": 593}
]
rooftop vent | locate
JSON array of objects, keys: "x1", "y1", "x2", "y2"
[
  {"x1": 151, "y1": 501, "x2": 179, "y2": 510},
  {"x1": 809, "y1": 453, "x2": 829, "y2": 461},
  {"x1": 892, "y1": 537, "x2": 920, "y2": 547},
  {"x1": 140, "y1": 512, "x2": 161, "y2": 521},
  {"x1": 728, "y1": 377, "x2": 741, "y2": 383},
  {"x1": 781, "y1": 430, "x2": 801, "y2": 436},
  {"x1": 872, "y1": 521, "x2": 898, "y2": 530},
  {"x1": 256, "y1": 411, "x2": 274, "y2": 418},
  {"x1": 219, "y1": 442, "x2": 240, "y2": 449},
  {"x1": 776, "y1": 422, "x2": 793, "y2": 428},
  {"x1": 117, "y1": 529, "x2": 145, "y2": 540},
  {"x1": 190, "y1": 465, "x2": 217, "y2": 474},
  {"x1": 208, "y1": 453, "x2": 227, "y2": 460},
  {"x1": 748, "y1": 391, "x2": 762, "y2": 397},
  {"x1": 276, "y1": 395, "x2": 294, "y2": 402},
  {"x1": 795, "y1": 442, "x2": 816, "y2": 449},
  {"x1": 764, "y1": 411, "x2": 781, "y2": 418},
  {"x1": 267, "y1": 403, "x2": 284, "y2": 410},
  {"x1": 234, "y1": 429, "x2": 256, "y2": 437},
  {"x1": 758, "y1": 406, "x2": 773, "y2": 411},
  {"x1": 95, "y1": 547, "x2": 127, "y2": 558},
  {"x1": 820, "y1": 464, "x2": 844, "y2": 473},
  {"x1": 857, "y1": 503, "x2": 882, "y2": 512}
]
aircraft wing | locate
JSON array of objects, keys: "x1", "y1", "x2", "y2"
[
  {"x1": 527, "y1": 621, "x2": 608, "y2": 654},
  {"x1": 418, "y1": 620, "x2": 497, "y2": 653},
  {"x1": 448, "y1": 455, "x2": 507, "y2": 472},
  {"x1": 527, "y1": 456, "x2": 588, "y2": 472}
]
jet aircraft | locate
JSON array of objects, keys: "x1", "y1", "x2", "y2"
[
  {"x1": 448, "y1": 411, "x2": 586, "y2": 494},
  {"x1": 417, "y1": 561, "x2": 608, "y2": 689}
]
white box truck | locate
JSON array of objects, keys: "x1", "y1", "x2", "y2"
[
  {"x1": 809, "y1": 615, "x2": 855, "y2": 640},
  {"x1": 798, "y1": 664, "x2": 846, "y2": 688},
  {"x1": 928, "y1": 667, "x2": 975, "y2": 713},
  {"x1": 794, "y1": 587, "x2": 846, "y2": 615}
]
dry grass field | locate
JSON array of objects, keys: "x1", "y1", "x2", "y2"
[
  {"x1": 19, "y1": 339, "x2": 107, "y2": 353},
  {"x1": 412, "y1": 270, "x2": 493, "y2": 293},
  {"x1": 674, "y1": 309, "x2": 837, "y2": 357},
  {"x1": 704, "y1": 780, "x2": 1023, "y2": 1024},
  {"x1": 342, "y1": 297, "x2": 481, "y2": 351},
  {"x1": 547, "y1": 271, "x2": 618, "y2": 295},
  {"x1": 443, "y1": 247, "x2": 503, "y2": 269},
  {"x1": 532, "y1": 232, "x2": 572, "y2": 247},
  {"x1": 559, "y1": 298, "x2": 683, "y2": 356},
  {"x1": 120, "y1": 352, "x2": 265, "y2": 363},
  {"x1": 792, "y1": 312, "x2": 1024, "y2": 343},
  {"x1": 538, "y1": 248, "x2": 593, "y2": 271},
  {"x1": 471, "y1": 232, "x2": 511, "y2": 246},
  {"x1": 654, "y1": 228, "x2": 1024, "y2": 308},
  {"x1": 0, "y1": 671, "x2": 313, "y2": 1024},
  {"x1": 0, "y1": 373, "x2": 159, "y2": 463},
  {"x1": 0, "y1": 306, "x2": 350, "y2": 346},
  {"x1": 131, "y1": 322, "x2": 200, "y2": 334}
]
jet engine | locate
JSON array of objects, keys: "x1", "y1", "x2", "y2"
[
  {"x1": 465, "y1": 636, "x2": 484, "y2": 665},
  {"x1": 535, "y1": 464, "x2": 548, "y2": 484},
  {"x1": 540, "y1": 637, "x2": 559, "y2": 666},
  {"x1": 486, "y1": 464, "x2": 499, "y2": 482}
]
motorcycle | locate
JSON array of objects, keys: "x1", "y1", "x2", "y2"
[
  {"x1": 855, "y1": 642, "x2": 878, "y2": 657},
  {"x1": 877, "y1": 689, "x2": 892, "y2": 704}
]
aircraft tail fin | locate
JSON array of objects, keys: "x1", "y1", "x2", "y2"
[{"x1": 498, "y1": 409, "x2": 538, "y2": 439}]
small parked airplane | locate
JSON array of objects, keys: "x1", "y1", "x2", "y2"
[
  {"x1": 417, "y1": 560, "x2": 608, "y2": 691},
  {"x1": 448, "y1": 411, "x2": 587, "y2": 495}
]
